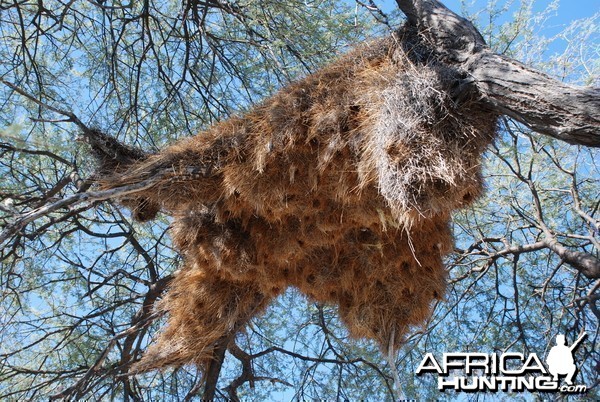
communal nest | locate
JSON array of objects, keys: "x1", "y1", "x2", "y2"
[{"x1": 94, "y1": 26, "x2": 497, "y2": 373}]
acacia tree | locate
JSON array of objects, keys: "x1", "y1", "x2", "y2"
[{"x1": 0, "y1": 0, "x2": 598, "y2": 400}]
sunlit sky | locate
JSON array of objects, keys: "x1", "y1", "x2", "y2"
[{"x1": 383, "y1": 0, "x2": 599, "y2": 37}]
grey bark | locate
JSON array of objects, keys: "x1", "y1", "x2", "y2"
[{"x1": 396, "y1": 0, "x2": 600, "y2": 147}]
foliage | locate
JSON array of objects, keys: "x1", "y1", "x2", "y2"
[{"x1": 0, "y1": 0, "x2": 598, "y2": 400}]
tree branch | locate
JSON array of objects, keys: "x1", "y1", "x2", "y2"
[
  {"x1": 0, "y1": 177, "x2": 163, "y2": 247},
  {"x1": 469, "y1": 52, "x2": 600, "y2": 147},
  {"x1": 395, "y1": 0, "x2": 600, "y2": 147},
  {"x1": 1, "y1": 79, "x2": 147, "y2": 164}
]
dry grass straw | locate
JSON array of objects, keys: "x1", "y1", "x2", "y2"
[{"x1": 97, "y1": 26, "x2": 497, "y2": 373}]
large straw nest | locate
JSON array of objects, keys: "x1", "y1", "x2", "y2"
[{"x1": 97, "y1": 26, "x2": 497, "y2": 373}]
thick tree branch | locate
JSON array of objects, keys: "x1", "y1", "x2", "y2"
[
  {"x1": 542, "y1": 235, "x2": 600, "y2": 279},
  {"x1": 200, "y1": 338, "x2": 229, "y2": 402},
  {"x1": 396, "y1": 0, "x2": 486, "y2": 57},
  {"x1": 395, "y1": 0, "x2": 600, "y2": 147},
  {"x1": 469, "y1": 53, "x2": 600, "y2": 147}
]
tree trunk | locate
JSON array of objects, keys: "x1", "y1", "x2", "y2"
[{"x1": 396, "y1": 0, "x2": 600, "y2": 147}]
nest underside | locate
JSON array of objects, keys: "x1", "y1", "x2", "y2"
[{"x1": 99, "y1": 27, "x2": 498, "y2": 373}]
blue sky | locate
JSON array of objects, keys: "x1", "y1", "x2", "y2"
[
  {"x1": 383, "y1": 0, "x2": 599, "y2": 37},
  {"x1": 440, "y1": 0, "x2": 598, "y2": 22}
]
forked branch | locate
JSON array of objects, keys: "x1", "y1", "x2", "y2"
[{"x1": 396, "y1": 0, "x2": 600, "y2": 147}]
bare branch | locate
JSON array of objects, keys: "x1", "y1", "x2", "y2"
[{"x1": 0, "y1": 177, "x2": 163, "y2": 246}]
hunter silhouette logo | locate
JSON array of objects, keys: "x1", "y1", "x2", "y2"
[
  {"x1": 546, "y1": 333, "x2": 587, "y2": 386},
  {"x1": 416, "y1": 332, "x2": 588, "y2": 394}
]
